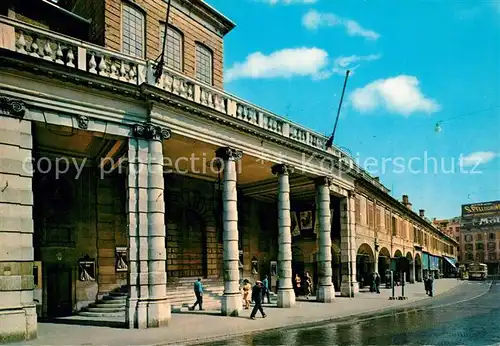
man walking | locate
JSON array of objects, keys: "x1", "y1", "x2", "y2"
[
  {"x1": 262, "y1": 275, "x2": 271, "y2": 304},
  {"x1": 250, "y1": 280, "x2": 267, "y2": 320},
  {"x1": 189, "y1": 278, "x2": 204, "y2": 311}
]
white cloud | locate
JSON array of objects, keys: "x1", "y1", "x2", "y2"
[
  {"x1": 262, "y1": 0, "x2": 317, "y2": 4},
  {"x1": 350, "y1": 75, "x2": 440, "y2": 115},
  {"x1": 315, "y1": 54, "x2": 382, "y2": 80},
  {"x1": 302, "y1": 9, "x2": 380, "y2": 40},
  {"x1": 225, "y1": 48, "x2": 329, "y2": 81},
  {"x1": 459, "y1": 152, "x2": 498, "y2": 167}
]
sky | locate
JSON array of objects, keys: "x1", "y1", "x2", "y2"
[{"x1": 206, "y1": 0, "x2": 500, "y2": 219}]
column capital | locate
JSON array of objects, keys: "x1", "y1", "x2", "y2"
[
  {"x1": 347, "y1": 190, "x2": 356, "y2": 198},
  {"x1": 215, "y1": 147, "x2": 243, "y2": 161},
  {"x1": 315, "y1": 176, "x2": 333, "y2": 187},
  {"x1": 271, "y1": 164, "x2": 294, "y2": 176},
  {"x1": 132, "y1": 123, "x2": 171, "y2": 141},
  {"x1": 0, "y1": 96, "x2": 26, "y2": 118}
]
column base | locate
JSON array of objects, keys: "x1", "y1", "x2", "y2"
[
  {"x1": 0, "y1": 306, "x2": 37, "y2": 343},
  {"x1": 277, "y1": 288, "x2": 295, "y2": 308},
  {"x1": 340, "y1": 281, "x2": 359, "y2": 297},
  {"x1": 147, "y1": 298, "x2": 171, "y2": 328},
  {"x1": 317, "y1": 284, "x2": 335, "y2": 303},
  {"x1": 126, "y1": 298, "x2": 147, "y2": 329},
  {"x1": 221, "y1": 293, "x2": 241, "y2": 316}
]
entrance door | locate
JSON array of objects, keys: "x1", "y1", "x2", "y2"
[{"x1": 46, "y1": 264, "x2": 72, "y2": 317}]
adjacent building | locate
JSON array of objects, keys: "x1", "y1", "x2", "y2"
[
  {"x1": 0, "y1": 0, "x2": 458, "y2": 342},
  {"x1": 460, "y1": 200, "x2": 500, "y2": 274}
]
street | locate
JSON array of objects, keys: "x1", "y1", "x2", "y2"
[{"x1": 201, "y1": 280, "x2": 499, "y2": 345}]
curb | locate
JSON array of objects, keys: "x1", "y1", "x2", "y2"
[{"x1": 158, "y1": 281, "x2": 469, "y2": 346}]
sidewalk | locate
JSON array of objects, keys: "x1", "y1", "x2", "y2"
[{"x1": 14, "y1": 279, "x2": 461, "y2": 346}]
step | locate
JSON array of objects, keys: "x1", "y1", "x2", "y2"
[
  {"x1": 86, "y1": 306, "x2": 126, "y2": 313},
  {"x1": 91, "y1": 302, "x2": 125, "y2": 308},
  {"x1": 109, "y1": 292, "x2": 128, "y2": 297},
  {"x1": 79, "y1": 311, "x2": 125, "y2": 318}
]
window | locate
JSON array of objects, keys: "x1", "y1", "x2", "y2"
[
  {"x1": 367, "y1": 201, "x2": 374, "y2": 228},
  {"x1": 195, "y1": 43, "x2": 213, "y2": 85},
  {"x1": 456, "y1": 236, "x2": 459, "y2": 242},
  {"x1": 476, "y1": 243, "x2": 484, "y2": 251},
  {"x1": 476, "y1": 233, "x2": 483, "y2": 241},
  {"x1": 489, "y1": 233, "x2": 496, "y2": 240},
  {"x1": 392, "y1": 217, "x2": 397, "y2": 237},
  {"x1": 488, "y1": 242, "x2": 496, "y2": 251},
  {"x1": 488, "y1": 252, "x2": 497, "y2": 261},
  {"x1": 122, "y1": 2, "x2": 145, "y2": 58},
  {"x1": 466, "y1": 252, "x2": 473, "y2": 261},
  {"x1": 465, "y1": 244, "x2": 473, "y2": 251},
  {"x1": 354, "y1": 197, "x2": 361, "y2": 223},
  {"x1": 465, "y1": 234, "x2": 472, "y2": 242},
  {"x1": 385, "y1": 211, "x2": 391, "y2": 234},
  {"x1": 160, "y1": 24, "x2": 183, "y2": 71}
]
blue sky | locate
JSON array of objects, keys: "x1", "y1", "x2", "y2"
[{"x1": 207, "y1": 0, "x2": 500, "y2": 219}]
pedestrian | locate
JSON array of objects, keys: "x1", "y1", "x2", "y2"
[
  {"x1": 385, "y1": 270, "x2": 391, "y2": 289},
  {"x1": 188, "y1": 278, "x2": 204, "y2": 311},
  {"x1": 294, "y1": 273, "x2": 301, "y2": 297},
  {"x1": 262, "y1": 275, "x2": 271, "y2": 304},
  {"x1": 375, "y1": 272, "x2": 381, "y2": 294},
  {"x1": 370, "y1": 272, "x2": 376, "y2": 293},
  {"x1": 424, "y1": 274, "x2": 430, "y2": 295},
  {"x1": 427, "y1": 275, "x2": 434, "y2": 297},
  {"x1": 304, "y1": 272, "x2": 312, "y2": 300},
  {"x1": 250, "y1": 280, "x2": 267, "y2": 320},
  {"x1": 242, "y1": 279, "x2": 252, "y2": 309}
]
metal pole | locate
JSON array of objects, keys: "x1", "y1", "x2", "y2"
[
  {"x1": 389, "y1": 270, "x2": 395, "y2": 300},
  {"x1": 402, "y1": 272, "x2": 405, "y2": 298},
  {"x1": 326, "y1": 70, "x2": 350, "y2": 148}
]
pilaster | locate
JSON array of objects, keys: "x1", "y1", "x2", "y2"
[
  {"x1": 272, "y1": 164, "x2": 295, "y2": 308},
  {"x1": 216, "y1": 147, "x2": 243, "y2": 316},
  {"x1": 126, "y1": 123, "x2": 171, "y2": 329},
  {"x1": 0, "y1": 97, "x2": 37, "y2": 342},
  {"x1": 340, "y1": 191, "x2": 359, "y2": 297},
  {"x1": 315, "y1": 177, "x2": 335, "y2": 303}
]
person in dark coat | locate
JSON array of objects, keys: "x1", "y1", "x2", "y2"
[
  {"x1": 250, "y1": 281, "x2": 267, "y2": 320},
  {"x1": 374, "y1": 272, "x2": 381, "y2": 294},
  {"x1": 427, "y1": 275, "x2": 434, "y2": 297}
]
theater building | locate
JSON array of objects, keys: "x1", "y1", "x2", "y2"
[{"x1": 0, "y1": 0, "x2": 458, "y2": 342}]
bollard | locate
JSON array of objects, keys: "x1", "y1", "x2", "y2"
[
  {"x1": 398, "y1": 272, "x2": 408, "y2": 300},
  {"x1": 389, "y1": 270, "x2": 396, "y2": 300}
]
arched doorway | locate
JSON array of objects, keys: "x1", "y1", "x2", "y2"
[
  {"x1": 332, "y1": 244, "x2": 341, "y2": 291},
  {"x1": 357, "y1": 243, "x2": 375, "y2": 288},
  {"x1": 378, "y1": 247, "x2": 390, "y2": 282},
  {"x1": 415, "y1": 254, "x2": 422, "y2": 282},
  {"x1": 405, "y1": 252, "x2": 413, "y2": 283}
]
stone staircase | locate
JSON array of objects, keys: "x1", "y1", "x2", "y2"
[
  {"x1": 78, "y1": 278, "x2": 225, "y2": 318},
  {"x1": 79, "y1": 287, "x2": 127, "y2": 318}
]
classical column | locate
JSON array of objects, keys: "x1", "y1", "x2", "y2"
[
  {"x1": 272, "y1": 164, "x2": 295, "y2": 308},
  {"x1": 126, "y1": 123, "x2": 171, "y2": 329},
  {"x1": 216, "y1": 147, "x2": 243, "y2": 316},
  {"x1": 0, "y1": 98, "x2": 37, "y2": 342},
  {"x1": 315, "y1": 177, "x2": 335, "y2": 303},
  {"x1": 340, "y1": 191, "x2": 359, "y2": 297},
  {"x1": 410, "y1": 256, "x2": 416, "y2": 283},
  {"x1": 375, "y1": 247, "x2": 380, "y2": 275}
]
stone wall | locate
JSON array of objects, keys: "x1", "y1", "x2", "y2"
[{"x1": 0, "y1": 115, "x2": 37, "y2": 342}]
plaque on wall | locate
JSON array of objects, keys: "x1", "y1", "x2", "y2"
[
  {"x1": 300, "y1": 211, "x2": 313, "y2": 230},
  {"x1": 115, "y1": 247, "x2": 128, "y2": 272},
  {"x1": 78, "y1": 255, "x2": 95, "y2": 281}
]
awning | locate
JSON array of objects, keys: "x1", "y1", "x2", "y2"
[{"x1": 444, "y1": 256, "x2": 457, "y2": 267}]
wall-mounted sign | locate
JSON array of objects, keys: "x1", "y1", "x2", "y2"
[
  {"x1": 115, "y1": 247, "x2": 128, "y2": 272},
  {"x1": 78, "y1": 255, "x2": 95, "y2": 281},
  {"x1": 462, "y1": 200, "x2": 500, "y2": 217},
  {"x1": 251, "y1": 256, "x2": 258, "y2": 275},
  {"x1": 270, "y1": 261, "x2": 277, "y2": 276}
]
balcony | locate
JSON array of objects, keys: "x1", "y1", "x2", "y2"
[{"x1": 0, "y1": 15, "x2": 390, "y2": 191}]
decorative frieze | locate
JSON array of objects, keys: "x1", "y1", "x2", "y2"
[
  {"x1": 215, "y1": 147, "x2": 243, "y2": 161},
  {"x1": 0, "y1": 96, "x2": 26, "y2": 118},
  {"x1": 132, "y1": 123, "x2": 171, "y2": 141},
  {"x1": 271, "y1": 164, "x2": 294, "y2": 176}
]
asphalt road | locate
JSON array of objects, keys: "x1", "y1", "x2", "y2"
[{"x1": 201, "y1": 280, "x2": 499, "y2": 345}]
